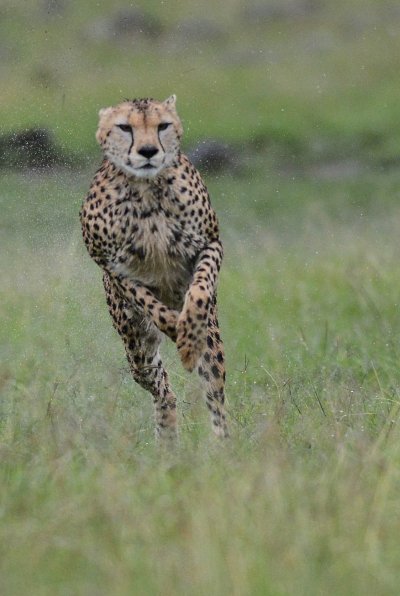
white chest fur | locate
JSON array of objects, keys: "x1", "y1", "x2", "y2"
[{"x1": 112, "y1": 182, "x2": 202, "y2": 304}]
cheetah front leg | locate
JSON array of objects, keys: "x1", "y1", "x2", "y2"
[
  {"x1": 177, "y1": 240, "x2": 223, "y2": 371},
  {"x1": 104, "y1": 270, "x2": 179, "y2": 342}
]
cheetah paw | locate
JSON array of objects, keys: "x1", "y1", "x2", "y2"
[{"x1": 176, "y1": 310, "x2": 208, "y2": 372}]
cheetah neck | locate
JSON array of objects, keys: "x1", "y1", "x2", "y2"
[{"x1": 124, "y1": 166, "x2": 177, "y2": 211}]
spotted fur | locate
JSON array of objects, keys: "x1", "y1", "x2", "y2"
[{"x1": 80, "y1": 96, "x2": 228, "y2": 439}]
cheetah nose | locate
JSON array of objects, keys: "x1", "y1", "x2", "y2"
[{"x1": 138, "y1": 145, "x2": 159, "y2": 159}]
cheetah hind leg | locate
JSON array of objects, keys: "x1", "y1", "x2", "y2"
[
  {"x1": 126, "y1": 343, "x2": 178, "y2": 441},
  {"x1": 196, "y1": 309, "x2": 229, "y2": 438},
  {"x1": 103, "y1": 275, "x2": 177, "y2": 440}
]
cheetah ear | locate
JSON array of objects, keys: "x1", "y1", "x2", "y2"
[
  {"x1": 98, "y1": 107, "x2": 113, "y2": 119},
  {"x1": 164, "y1": 95, "x2": 177, "y2": 108}
]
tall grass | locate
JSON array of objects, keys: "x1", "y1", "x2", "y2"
[{"x1": 2, "y1": 169, "x2": 400, "y2": 594}]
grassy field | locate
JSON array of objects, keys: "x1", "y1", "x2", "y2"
[
  {"x1": 2, "y1": 0, "x2": 400, "y2": 594},
  {"x1": 2, "y1": 166, "x2": 400, "y2": 595}
]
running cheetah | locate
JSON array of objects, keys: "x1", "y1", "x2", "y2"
[{"x1": 80, "y1": 96, "x2": 228, "y2": 439}]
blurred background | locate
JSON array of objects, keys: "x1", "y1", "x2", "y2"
[
  {"x1": 2, "y1": 2, "x2": 400, "y2": 594},
  {"x1": 2, "y1": 0, "x2": 400, "y2": 171}
]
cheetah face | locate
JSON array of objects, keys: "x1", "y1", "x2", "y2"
[{"x1": 96, "y1": 95, "x2": 183, "y2": 179}]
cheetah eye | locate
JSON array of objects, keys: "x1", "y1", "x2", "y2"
[
  {"x1": 158, "y1": 122, "x2": 171, "y2": 132},
  {"x1": 117, "y1": 124, "x2": 132, "y2": 133}
]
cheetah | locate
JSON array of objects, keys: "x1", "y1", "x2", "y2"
[{"x1": 80, "y1": 95, "x2": 228, "y2": 439}]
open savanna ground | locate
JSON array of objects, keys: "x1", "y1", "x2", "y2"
[{"x1": 2, "y1": 167, "x2": 400, "y2": 595}]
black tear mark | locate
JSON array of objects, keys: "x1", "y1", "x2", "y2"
[{"x1": 128, "y1": 129, "x2": 134, "y2": 156}]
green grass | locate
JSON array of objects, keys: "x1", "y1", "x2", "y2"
[{"x1": 2, "y1": 168, "x2": 400, "y2": 594}]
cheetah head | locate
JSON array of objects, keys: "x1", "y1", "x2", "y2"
[{"x1": 96, "y1": 95, "x2": 183, "y2": 179}]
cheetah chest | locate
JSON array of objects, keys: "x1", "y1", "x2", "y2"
[{"x1": 112, "y1": 199, "x2": 202, "y2": 301}]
